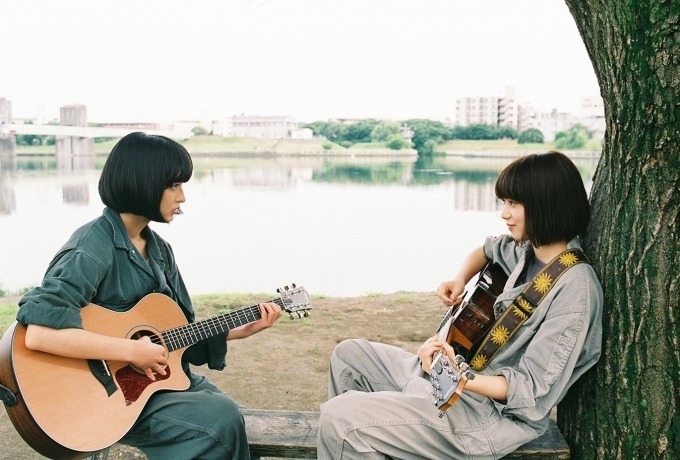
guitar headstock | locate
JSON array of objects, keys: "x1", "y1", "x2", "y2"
[
  {"x1": 276, "y1": 284, "x2": 312, "y2": 319},
  {"x1": 430, "y1": 352, "x2": 475, "y2": 417}
]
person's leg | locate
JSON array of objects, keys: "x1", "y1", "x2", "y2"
[
  {"x1": 121, "y1": 374, "x2": 250, "y2": 460},
  {"x1": 319, "y1": 382, "x2": 467, "y2": 460},
  {"x1": 328, "y1": 339, "x2": 421, "y2": 398}
]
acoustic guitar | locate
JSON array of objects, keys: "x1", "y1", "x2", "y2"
[
  {"x1": 429, "y1": 263, "x2": 507, "y2": 415},
  {"x1": 437, "y1": 262, "x2": 507, "y2": 358},
  {"x1": 0, "y1": 284, "x2": 311, "y2": 459}
]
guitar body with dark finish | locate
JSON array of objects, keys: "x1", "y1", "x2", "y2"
[{"x1": 438, "y1": 263, "x2": 508, "y2": 358}]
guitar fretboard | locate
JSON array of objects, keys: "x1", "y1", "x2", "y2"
[{"x1": 159, "y1": 298, "x2": 285, "y2": 352}]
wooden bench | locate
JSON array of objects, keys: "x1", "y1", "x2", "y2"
[{"x1": 241, "y1": 409, "x2": 571, "y2": 459}]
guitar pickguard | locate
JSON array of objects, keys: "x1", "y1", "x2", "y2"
[{"x1": 115, "y1": 365, "x2": 171, "y2": 406}]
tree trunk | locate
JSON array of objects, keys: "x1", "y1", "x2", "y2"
[{"x1": 558, "y1": 1, "x2": 679, "y2": 458}]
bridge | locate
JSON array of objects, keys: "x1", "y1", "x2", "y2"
[
  {"x1": 0, "y1": 123, "x2": 192, "y2": 140},
  {"x1": 0, "y1": 99, "x2": 193, "y2": 169}
]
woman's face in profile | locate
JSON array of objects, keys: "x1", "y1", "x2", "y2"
[{"x1": 160, "y1": 182, "x2": 186, "y2": 223}]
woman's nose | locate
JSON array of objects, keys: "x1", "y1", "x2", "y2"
[{"x1": 500, "y1": 204, "x2": 510, "y2": 219}]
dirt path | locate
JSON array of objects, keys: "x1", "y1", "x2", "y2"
[{"x1": 1, "y1": 291, "x2": 443, "y2": 459}]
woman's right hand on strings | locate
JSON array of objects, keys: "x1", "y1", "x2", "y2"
[
  {"x1": 131, "y1": 335, "x2": 168, "y2": 381},
  {"x1": 437, "y1": 278, "x2": 466, "y2": 306}
]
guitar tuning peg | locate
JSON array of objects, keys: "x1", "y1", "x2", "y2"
[{"x1": 292, "y1": 283, "x2": 297, "y2": 288}]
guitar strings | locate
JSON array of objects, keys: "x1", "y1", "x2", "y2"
[{"x1": 148, "y1": 299, "x2": 288, "y2": 350}]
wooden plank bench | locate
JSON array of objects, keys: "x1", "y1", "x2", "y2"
[{"x1": 241, "y1": 409, "x2": 571, "y2": 459}]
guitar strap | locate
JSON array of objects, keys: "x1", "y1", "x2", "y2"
[{"x1": 468, "y1": 248, "x2": 590, "y2": 371}]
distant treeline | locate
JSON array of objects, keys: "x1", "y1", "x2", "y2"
[{"x1": 304, "y1": 119, "x2": 596, "y2": 154}]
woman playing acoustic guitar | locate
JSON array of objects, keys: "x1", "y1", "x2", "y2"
[
  {"x1": 318, "y1": 151, "x2": 603, "y2": 459},
  {"x1": 15, "y1": 132, "x2": 282, "y2": 459}
]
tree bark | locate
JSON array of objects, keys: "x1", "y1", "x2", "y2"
[{"x1": 558, "y1": 1, "x2": 679, "y2": 458}]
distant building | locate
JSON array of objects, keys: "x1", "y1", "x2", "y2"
[
  {"x1": 523, "y1": 108, "x2": 575, "y2": 141},
  {"x1": 290, "y1": 127, "x2": 313, "y2": 140},
  {"x1": 0, "y1": 98, "x2": 12, "y2": 123},
  {"x1": 220, "y1": 115, "x2": 300, "y2": 139},
  {"x1": 60, "y1": 105, "x2": 87, "y2": 127},
  {"x1": 456, "y1": 97, "x2": 502, "y2": 127},
  {"x1": 576, "y1": 96, "x2": 606, "y2": 139},
  {"x1": 456, "y1": 90, "x2": 605, "y2": 141},
  {"x1": 211, "y1": 119, "x2": 233, "y2": 137}
]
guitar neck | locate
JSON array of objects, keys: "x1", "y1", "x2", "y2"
[{"x1": 162, "y1": 299, "x2": 279, "y2": 352}]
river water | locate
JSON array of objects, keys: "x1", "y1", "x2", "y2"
[{"x1": 0, "y1": 153, "x2": 598, "y2": 297}]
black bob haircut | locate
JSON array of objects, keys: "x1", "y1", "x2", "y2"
[
  {"x1": 98, "y1": 132, "x2": 193, "y2": 223},
  {"x1": 495, "y1": 151, "x2": 590, "y2": 247}
]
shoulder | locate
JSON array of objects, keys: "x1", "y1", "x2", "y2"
[
  {"x1": 483, "y1": 234, "x2": 530, "y2": 274},
  {"x1": 56, "y1": 215, "x2": 117, "y2": 266},
  {"x1": 547, "y1": 262, "x2": 603, "y2": 318}
]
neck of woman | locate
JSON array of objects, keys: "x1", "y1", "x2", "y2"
[
  {"x1": 533, "y1": 241, "x2": 569, "y2": 264},
  {"x1": 120, "y1": 212, "x2": 150, "y2": 241}
]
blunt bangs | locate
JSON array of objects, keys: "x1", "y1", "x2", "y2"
[
  {"x1": 99, "y1": 132, "x2": 193, "y2": 222},
  {"x1": 495, "y1": 151, "x2": 590, "y2": 247}
]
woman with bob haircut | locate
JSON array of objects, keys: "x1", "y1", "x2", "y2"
[
  {"x1": 16, "y1": 132, "x2": 282, "y2": 459},
  {"x1": 318, "y1": 151, "x2": 603, "y2": 459}
]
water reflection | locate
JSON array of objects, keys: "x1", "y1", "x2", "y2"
[{"x1": 0, "y1": 153, "x2": 599, "y2": 297}]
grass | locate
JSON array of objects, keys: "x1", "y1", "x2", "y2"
[
  {"x1": 439, "y1": 138, "x2": 602, "y2": 152},
  {"x1": 0, "y1": 300, "x2": 19, "y2": 332}
]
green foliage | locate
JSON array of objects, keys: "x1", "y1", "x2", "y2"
[
  {"x1": 15, "y1": 134, "x2": 43, "y2": 146},
  {"x1": 370, "y1": 121, "x2": 401, "y2": 142},
  {"x1": 518, "y1": 128, "x2": 545, "y2": 144},
  {"x1": 554, "y1": 124, "x2": 591, "y2": 149},
  {"x1": 304, "y1": 119, "x2": 379, "y2": 147},
  {"x1": 450, "y1": 123, "x2": 517, "y2": 140},
  {"x1": 385, "y1": 134, "x2": 410, "y2": 150},
  {"x1": 191, "y1": 126, "x2": 208, "y2": 136},
  {"x1": 402, "y1": 119, "x2": 449, "y2": 155},
  {"x1": 321, "y1": 141, "x2": 334, "y2": 150},
  {"x1": 345, "y1": 120, "x2": 379, "y2": 143}
]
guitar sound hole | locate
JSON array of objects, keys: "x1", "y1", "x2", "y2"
[{"x1": 128, "y1": 329, "x2": 167, "y2": 375}]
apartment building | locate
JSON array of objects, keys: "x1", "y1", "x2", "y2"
[
  {"x1": 456, "y1": 92, "x2": 605, "y2": 141},
  {"x1": 231, "y1": 115, "x2": 298, "y2": 139},
  {"x1": 211, "y1": 115, "x2": 311, "y2": 140},
  {"x1": 0, "y1": 98, "x2": 12, "y2": 123}
]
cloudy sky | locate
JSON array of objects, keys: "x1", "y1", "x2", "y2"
[{"x1": 1, "y1": 0, "x2": 600, "y2": 124}]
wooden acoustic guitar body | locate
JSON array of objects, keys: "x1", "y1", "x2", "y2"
[{"x1": 0, "y1": 294, "x2": 190, "y2": 459}]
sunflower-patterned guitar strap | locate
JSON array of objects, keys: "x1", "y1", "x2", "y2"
[{"x1": 468, "y1": 248, "x2": 590, "y2": 372}]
